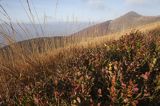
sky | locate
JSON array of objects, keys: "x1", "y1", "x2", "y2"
[{"x1": 0, "y1": 0, "x2": 160, "y2": 23}]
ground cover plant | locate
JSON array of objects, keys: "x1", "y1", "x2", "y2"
[{"x1": 0, "y1": 26, "x2": 159, "y2": 105}]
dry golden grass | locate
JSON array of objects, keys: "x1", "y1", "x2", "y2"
[
  {"x1": 0, "y1": 0, "x2": 159, "y2": 104},
  {"x1": 0, "y1": 11, "x2": 160, "y2": 104},
  {"x1": 0, "y1": 22, "x2": 159, "y2": 105},
  {"x1": 1, "y1": 21, "x2": 160, "y2": 67}
]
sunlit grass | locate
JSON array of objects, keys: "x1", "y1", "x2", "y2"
[
  {"x1": 0, "y1": 0, "x2": 160, "y2": 105},
  {"x1": 0, "y1": 22, "x2": 160, "y2": 105}
]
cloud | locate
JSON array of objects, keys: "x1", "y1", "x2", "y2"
[
  {"x1": 124, "y1": 0, "x2": 160, "y2": 5},
  {"x1": 86, "y1": 0, "x2": 104, "y2": 4},
  {"x1": 85, "y1": 0, "x2": 106, "y2": 10},
  {"x1": 124, "y1": 0, "x2": 146, "y2": 4}
]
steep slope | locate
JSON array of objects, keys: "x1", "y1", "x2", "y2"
[
  {"x1": 71, "y1": 20, "x2": 111, "y2": 37},
  {"x1": 72, "y1": 11, "x2": 160, "y2": 37},
  {"x1": 0, "y1": 25, "x2": 160, "y2": 105},
  {"x1": 108, "y1": 11, "x2": 160, "y2": 33},
  {"x1": 1, "y1": 11, "x2": 160, "y2": 57},
  {"x1": 0, "y1": 36, "x2": 75, "y2": 59}
]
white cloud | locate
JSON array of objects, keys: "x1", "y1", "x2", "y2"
[
  {"x1": 124, "y1": 0, "x2": 146, "y2": 4},
  {"x1": 87, "y1": 0, "x2": 104, "y2": 4},
  {"x1": 85, "y1": 0, "x2": 106, "y2": 10}
]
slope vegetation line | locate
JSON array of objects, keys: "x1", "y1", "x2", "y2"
[{"x1": 0, "y1": 21, "x2": 160, "y2": 105}]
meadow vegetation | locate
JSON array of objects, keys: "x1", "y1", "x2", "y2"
[
  {"x1": 0, "y1": 25, "x2": 160, "y2": 105},
  {"x1": 0, "y1": 1, "x2": 160, "y2": 105}
]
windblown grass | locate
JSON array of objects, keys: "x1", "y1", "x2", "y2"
[
  {"x1": 0, "y1": 1, "x2": 160, "y2": 105},
  {"x1": 0, "y1": 24, "x2": 159, "y2": 105}
]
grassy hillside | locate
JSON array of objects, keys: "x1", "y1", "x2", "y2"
[
  {"x1": 71, "y1": 20, "x2": 111, "y2": 37},
  {"x1": 0, "y1": 23, "x2": 160, "y2": 105},
  {"x1": 109, "y1": 11, "x2": 160, "y2": 33},
  {"x1": 70, "y1": 11, "x2": 160, "y2": 38}
]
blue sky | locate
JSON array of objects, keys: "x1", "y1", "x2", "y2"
[{"x1": 0, "y1": 0, "x2": 160, "y2": 23}]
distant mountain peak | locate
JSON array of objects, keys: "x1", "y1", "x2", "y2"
[
  {"x1": 127, "y1": 11, "x2": 139, "y2": 14},
  {"x1": 124, "y1": 11, "x2": 141, "y2": 17}
]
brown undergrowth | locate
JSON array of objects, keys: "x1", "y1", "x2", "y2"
[{"x1": 0, "y1": 27, "x2": 160, "y2": 105}]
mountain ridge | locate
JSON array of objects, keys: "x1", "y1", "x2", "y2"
[
  {"x1": 72, "y1": 11, "x2": 160, "y2": 37},
  {"x1": 108, "y1": 11, "x2": 160, "y2": 33},
  {"x1": 1, "y1": 11, "x2": 160, "y2": 54}
]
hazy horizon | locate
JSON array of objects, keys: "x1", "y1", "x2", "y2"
[
  {"x1": 0, "y1": 0, "x2": 160, "y2": 44},
  {"x1": 0, "y1": 0, "x2": 160, "y2": 23}
]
